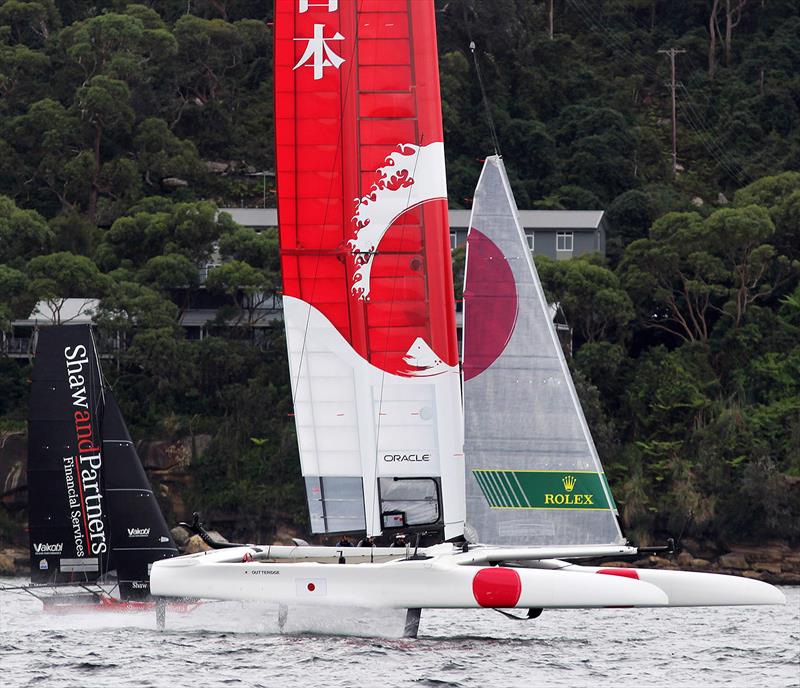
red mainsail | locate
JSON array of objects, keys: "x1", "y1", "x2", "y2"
[
  {"x1": 274, "y1": 0, "x2": 463, "y2": 538},
  {"x1": 275, "y1": 0, "x2": 457, "y2": 375}
]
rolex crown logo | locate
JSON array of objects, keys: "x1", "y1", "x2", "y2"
[{"x1": 562, "y1": 475, "x2": 577, "y2": 492}]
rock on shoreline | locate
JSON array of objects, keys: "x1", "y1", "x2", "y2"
[{"x1": 600, "y1": 540, "x2": 800, "y2": 586}]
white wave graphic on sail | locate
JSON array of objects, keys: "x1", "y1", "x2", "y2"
[{"x1": 349, "y1": 142, "x2": 447, "y2": 301}]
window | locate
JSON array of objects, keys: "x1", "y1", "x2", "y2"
[
  {"x1": 450, "y1": 232, "x2": 458, "y2": 250},
  {"x1": 305, "y1": 476, "x2": 366, "y2": 534},
  {"x1": 525, "y1": 231, "x2": 535, "y2": 251},
  {"x1": 556, "y1": 231, "x2": 574, "y2": 252},
  {"x1": 379, "y1": 477, "x2": 440, "y2": 527}
]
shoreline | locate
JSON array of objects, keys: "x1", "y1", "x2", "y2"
[{"x1": 3, "y1": 539, "x2": 799, "y2": 585}]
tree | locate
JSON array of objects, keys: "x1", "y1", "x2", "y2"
[
  {"x1": 0, "y1": 265, "x2": 28, "y2": 330},
  {"x1": 0, "y1": 195, "x2": 53, "y2": 266},
  {"x1": 0, "y1": 41, "x2": 51, "y2": 108},
  {"x1": 206, "y1": 260, "x2": 278, "y2": 327},
  {"x1": 125, "y1": 327, "x2": 197, "y2": 414},
  {"x1": 58, "y1": 10, "x2": 176, "y2": 82},
  {"x1": 95, "y1": 279, "x2": 179, "y2": 346},
  {"x1": 620, "y1": 212, "x2": 727, "y2": 342},
  {"x1": 0, "y1": 1, "x2": 60, "y2": 46},
  {"x1": 26, "y1": 251, "x2": 108, "y2": 323},
  {"x1": 703, "y1": 205, "x2": 796, "y2": 325},
  {"x1": 536, "y1": 256, "x2": 635, "y2": 344},
  {"x1": 218, "y1": 226, "x2": 279, "y2": 271},
  {"x1": 137, "y1": 253, "x2": 200, "y2": 294},
  {"x1": 7, "y1": 98, "x2": 83, "y2": 214},
  {"x1": 709, "y1": 0, "x2": 752, "y2": 78},
  {"x1": 97, "y1": 199, "x2": 234, "y2": 268},
  {"x1": 606, "y1": 189, "x2": 657, "y2": 263},
  {"x1": 134, "y1": 118, "x2": 203, "y2": 191},
  {"x1": 74, "y1": 75, "x2": 135, "y2": 223}
]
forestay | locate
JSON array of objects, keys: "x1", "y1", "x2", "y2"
[
  {"x1": 274, "y1": 0, "x2": 463, "y2": 538},
  {"x1": 462, "y1": 156, "x2": 624, "y2": 546}
]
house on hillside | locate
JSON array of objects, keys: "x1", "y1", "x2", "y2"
[
  {"x1": 217, "y1": 208, "x2": 608, "y2": 261},
  {"x1": 4, "y1": 299, "x2": 100, "y2": 358}
]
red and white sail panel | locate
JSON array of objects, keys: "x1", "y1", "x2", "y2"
[{"x1": 274, "y1": 0, "x2": 463, "y2": 538}]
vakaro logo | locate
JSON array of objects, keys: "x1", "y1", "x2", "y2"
[
  {"x1": 128, "y1": 528, "x2": 150, "y2": 538},
  {"x1": 34, "y1": 542, "x2": 63, "y2": 555}
]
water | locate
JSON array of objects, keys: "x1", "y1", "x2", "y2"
[{"x1": 1, "y1": 580, "x2": 798, "y2": 688}]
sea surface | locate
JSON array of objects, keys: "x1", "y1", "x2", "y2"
[{"x1": 0, "y1": 579, "x2": 797, "y2": 688}]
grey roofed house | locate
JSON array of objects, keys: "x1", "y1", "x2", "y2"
[
  {"x1": 219, "y1": 207, "x2": 607, "y2": 260},
  {"x1": 449, "y1": 209, "x2": 606, "y2": 260}
]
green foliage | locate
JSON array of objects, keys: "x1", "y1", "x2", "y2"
[
  {"x1": 0, "y1": 194, "x2": 53, "y2": 265},
  {"x1": 1, "y1": 1, "x2": 799, "y2": 544},
  {"x1": 218, "y1": 226, "x2": 279, "y2": 271},
  {"x1": 27, "y1": 251, "x2": 109, "y2": 323},
  {"x1": 97, "y1": 199, "x2": 233, "y2": 269},
  {"x1": 536, "y1": 255, "x2": 634, "y2": 344}
]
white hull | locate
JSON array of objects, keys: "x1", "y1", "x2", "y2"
[{"x1": 151, "y1": 544, "x2": 784, "y2": 611}]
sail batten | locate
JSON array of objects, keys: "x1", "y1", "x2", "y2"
[{"x1": 462, "y1": 156, "x2": 624, "y2": 547}]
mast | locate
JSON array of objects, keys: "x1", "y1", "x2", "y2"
[
  {"x1": 462, "y1": 157, "x2": 623, "y2": 547},
  {"x1": 274, "y1": 0, "x2": 463, "y2": 538}
]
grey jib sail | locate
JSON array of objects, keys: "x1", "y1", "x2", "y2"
[{"x1": 462, "y1": 156, "x2": 624, "y2": 547}]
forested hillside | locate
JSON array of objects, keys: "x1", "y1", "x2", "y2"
[{"x1": 1, "y1": 0, "x2": 798, "y2": 545}]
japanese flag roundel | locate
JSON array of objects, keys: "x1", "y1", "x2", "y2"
[{"x1": 296, "y1": 578, "x2": 327, "y2": 597}]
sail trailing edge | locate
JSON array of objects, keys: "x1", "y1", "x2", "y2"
[{"x1": 103, "y1": 389, "x2": 178, "y2": 599}]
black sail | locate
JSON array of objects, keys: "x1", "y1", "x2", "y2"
[
  {"x1": 102, "y1": 389, "x2": 178, "y2": 600},
  {"x1": 28, "y1": 326, "x2": 109, "y2": 583}
]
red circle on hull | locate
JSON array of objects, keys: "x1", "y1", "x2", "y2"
[
  {"x1": 472, "y1": 567, "x2": 522, "y2": 608},
  {"x1": 597, "y1": 568, "x2": 640, "y2": 580}
]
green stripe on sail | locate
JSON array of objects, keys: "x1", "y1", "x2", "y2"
[
  {"x1": 600, "y1": 472, "x2": 618, "y2": 511},
  {"x1": 472, "y1": 470, "x2": 612, "y2": 510}
]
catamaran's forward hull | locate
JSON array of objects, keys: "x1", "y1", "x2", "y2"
[
  {"x1": 150, "y1": 545, "x2": 785, "y2": 611},
  {"x1": 564, "y1": 565, "x2": 786, "y2": 606}
]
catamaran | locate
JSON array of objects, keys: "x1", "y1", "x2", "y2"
[
  {"x1": 17, "y1": 325, "x2": 180, "y2": 611},
  {"x1": 150, "y1": 0, "x2": 785, "y2": 635}
]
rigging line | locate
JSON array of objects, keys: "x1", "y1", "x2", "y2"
[
  {"x1": 463, "y1": 2, "x2": 501, "y2": 156},
  {"x1": 676, "y1": 82, "x2": 752, "y2": 179},
  {"x1": 676, "y1": 110, "x2": 748, "y2": 185},
  {"x1": 675, "y1": 93, "x2": 750, "y2": 183},
  {"x1": 289, "y1": 0, "x2": 366, "y2": 415},
  {"x1": 469, "y1": 40, "x2": 501, "y2": 157},
  {"x1": 567, "y1": 0, "x2": 660, "y2": 77},
  {"x1": 567, "y1": 0, "x2": 752, "y2": 185}
]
